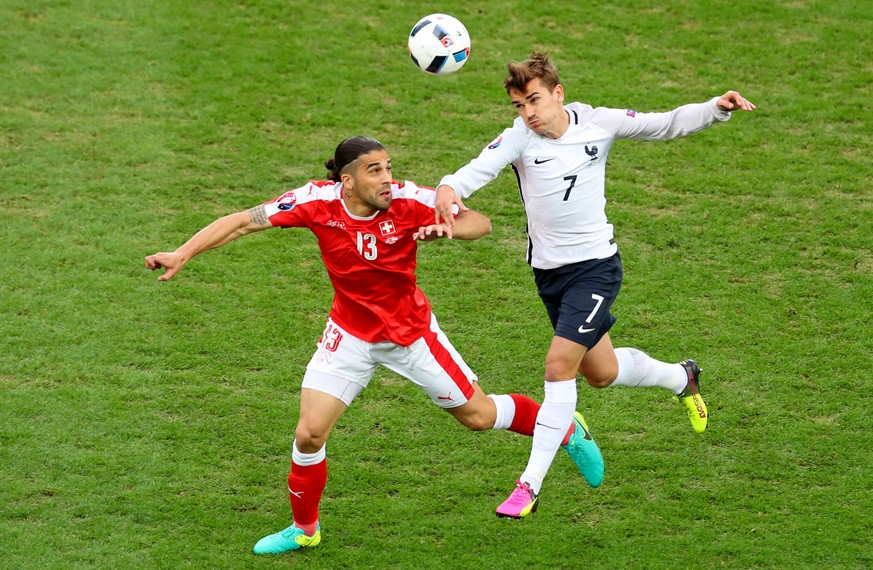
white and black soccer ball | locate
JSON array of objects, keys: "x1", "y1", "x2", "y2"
[{"x1": 408, "y1": 14, "x2": 471, "y2": 75}]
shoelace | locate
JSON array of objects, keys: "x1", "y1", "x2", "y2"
[{"x1": 509, "y1": 480, "x2": 535, "y2": 502}]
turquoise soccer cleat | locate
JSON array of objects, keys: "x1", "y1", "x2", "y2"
[
  {"x1": 561, "y1": 411, "x2": 605, "y2": 487},
  {"x1": 253, "y1": 523, "x2": 321, "y2": 555}
]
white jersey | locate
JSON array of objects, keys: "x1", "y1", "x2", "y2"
[{"x1": 439, "y1": 97, "x2": 731, "y2": 269}]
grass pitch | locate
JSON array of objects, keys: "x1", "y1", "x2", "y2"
[{"x1": 1, "y1": 1, "x2": 871, "y2": 568}]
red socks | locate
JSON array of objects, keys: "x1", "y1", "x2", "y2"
[
  {"x1": 508, "y1": 394, "x2": 539, "y2": 436},
  {"x1": 288, "y1": 459, "x2": 327, "y2": 536}
]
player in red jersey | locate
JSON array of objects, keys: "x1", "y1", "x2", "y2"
[{"x1": 145, "y1": 136, "x2": 603, "y2": 554}]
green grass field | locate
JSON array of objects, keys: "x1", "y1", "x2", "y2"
[{"x1": 2, "y1": 1, "x2": 871, "y2": 568}]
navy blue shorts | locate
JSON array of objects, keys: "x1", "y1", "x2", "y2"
[{"x1": 533, "y1": 253, "x2": 623, "y2": 349}]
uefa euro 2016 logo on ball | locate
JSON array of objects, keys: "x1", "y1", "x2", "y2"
[{"x1": 408, "y1": 14, "x2": 471, "y2": 75}]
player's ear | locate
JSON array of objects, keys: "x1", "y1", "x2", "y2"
[
  {"x1": 554, "y1": 84, "x2": 565, "y2": 103},
  {"x1": 341, "y1": 172, "x2": 354, "y2": 191}
]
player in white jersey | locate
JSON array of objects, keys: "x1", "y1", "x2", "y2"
[
  {"x1": 145, "y1": 136, "x2": 603, "y2": 554},
  {"x1": 434, "y1": 53, "x2": 756, "y2": 518}
]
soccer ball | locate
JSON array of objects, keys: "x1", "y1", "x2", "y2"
[{"x1": 408, "y1": 14, "x2": 471, "y2": 75}]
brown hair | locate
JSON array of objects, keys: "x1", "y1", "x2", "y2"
[
  {"x1": 503, "y1": 52, "x2": 561, "y2": 94},
  {"x1": 324, "y1": 136, "x2": 385, "y2": 181}
]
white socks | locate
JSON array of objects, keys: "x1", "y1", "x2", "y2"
[
  {"x1": 612, "y1": 347, "x2": 686, "y2": 394},
  {"x1": 521, "y1": 379, "x2": 577, "y2": 495}
]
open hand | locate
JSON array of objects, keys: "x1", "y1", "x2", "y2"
[{"x1": 413, "y1": 223, "x2": 453, "y2": 241}]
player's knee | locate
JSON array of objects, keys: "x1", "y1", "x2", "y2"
[
  {"x1": 294, "y1": 424, "x2": 328, "y2": 451},
  {"x1": 585, "y1": 374, "x2": 614, "y2": 388},
  {"x1": 545, "y1": 357, "x2": 580, "y2": 382},
  {"x1": 580, "y1": 365, "x2": 618, "y2": 388},
  {"x1": 576, "y1": 345, "x2": 619, "y2": 388}
]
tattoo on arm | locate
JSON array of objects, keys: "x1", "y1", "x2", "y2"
[{"x1": 247, "y1": 204, "x2": 269, "y2": 226}]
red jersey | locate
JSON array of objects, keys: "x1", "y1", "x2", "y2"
[{"x1": 264, "y1": 180, "x2": 438, "y2": 346}]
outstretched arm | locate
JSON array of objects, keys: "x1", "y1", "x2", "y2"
[
  {"x1": 145, "y1": 204, "x2": 273, "y2": 281},
  {"x1": 607, "y1": 90, "x2": 756, "y2": 141}
]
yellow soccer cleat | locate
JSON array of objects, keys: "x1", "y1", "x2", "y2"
[{"x1": 676, "y1": 359, "x2": 708, "y2": 433}]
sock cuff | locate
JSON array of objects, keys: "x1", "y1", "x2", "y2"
[
  {"x1": 292, "y1": 440, "x2": 326, "y2": 466},
  {"x1": 543, "y1": 379, "x2": 577, "y2": 404},
  {"x1": 488, "y1": 394, "x2": 515, "y2": 431},
  {"x1": 613, "y1": 347, "x2": 637, "y2": 385}
]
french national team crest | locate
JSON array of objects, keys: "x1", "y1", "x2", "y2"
[{"x1": 378, "y1": 219, "x2": 396, "y2": 236}]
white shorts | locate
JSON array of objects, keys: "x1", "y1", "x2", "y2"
[{"x1": 301, "y1": 314, "x2": 478, "y2": 409}]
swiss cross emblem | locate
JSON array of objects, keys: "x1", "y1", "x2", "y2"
[{"x1": 378, "y1": 220, "x2": 396, "y2": 236}]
